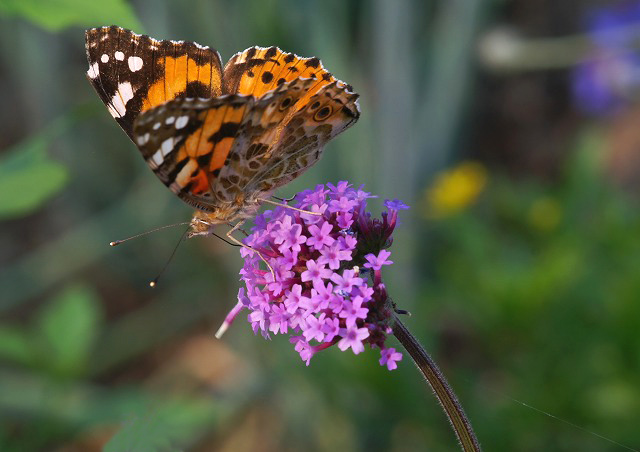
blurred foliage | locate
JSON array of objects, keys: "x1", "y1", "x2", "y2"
[
  {"x1": 0, "y1": 134, "x2": 68, "y2": 219},
  {"x1": 0, "y1": 117, "x2": 72, "y2": 220},
  {"x1": 423, "y1": 129, "x2": 640, "y2": 450},
  {"x1": 0, "y1": 0, "x2": 141, "y2": 32},
  {"x1": 0, "y1": 283, "x2": 101, "y2": 376},
  {"x1": 0, "y1": 0, "x2": 639, "y2": 451}
]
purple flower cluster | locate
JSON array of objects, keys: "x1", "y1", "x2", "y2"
[
  {"x1": 217, "y1": 182, "x2": 409, "y2": 370},
  {"x1": 572, "y1": 2, "x2": 640, "y2": 115}
]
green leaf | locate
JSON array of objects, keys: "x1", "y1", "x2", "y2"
[
  {"x1": 0, "y1": 0, "x2": 142, "y2": 32},
  {"x1": 33, "y1": 284, "x2": 102, "y2": 377},
  {"x1": 0, "y1": 326, "x2": 32, "y2": 366},
  {"x1": 0, "y1": 135, "x2": 69, "y2": 219},
  {"x1": 104, "y1": 400, "x2": 218, "y2": 452}
]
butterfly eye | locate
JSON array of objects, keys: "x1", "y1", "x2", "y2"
[
  {"x1": 314, "y1": 105, "x2": 332, "y2": 121},
  {"x1": 279, "y1": 96, "x2": 293, "y2": 110}
]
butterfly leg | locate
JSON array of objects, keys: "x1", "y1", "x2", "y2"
[
  {"x1": 228, "y1": 222, "x2": 250, "y2": 237},
  {"x1": 225, "y1": 220, "x2": 276, "y2": 281}
]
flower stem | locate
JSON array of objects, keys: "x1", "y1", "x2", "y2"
[{"x1": 392, "y1": 315, "x2": 481, "y2": 452}]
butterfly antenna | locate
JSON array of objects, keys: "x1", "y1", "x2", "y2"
[
  {"x1": 149, "y1": 225, "x2": 191, "y2": 288},
  {"x1": 109, "y1": 222, "x2": 191, "y2": 246}
]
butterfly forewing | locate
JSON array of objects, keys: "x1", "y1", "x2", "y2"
[
  {"x1": 223, "y1": 46, "x2": 340, "y2": 104},
  {"x1": 85, "y1": 26, "x2": 223, "y2": 139}
]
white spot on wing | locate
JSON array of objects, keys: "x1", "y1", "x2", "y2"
[
  {"x1": 175, "y1": 116, "x2": 189, "y2": 129},
  {"x1": 87, "y1": 62, "x2": 100, "y2": 79},
  {"x1": 150, "y1": 149, "x2": 164, "y2": 167},
  {"x1": 128, "y1": 56, "x2": 143, "y2": 72},
  {"x1": 136, "y1": 133, "x2": 150, "y2": 146},
  {"x1": 101, "y1": 54, "x2": 109, "y2": 63},
  {"x1": 161, "y1": 138, "x2": 174, "y2": 156},
  {"x1": 115, "y1": 51, "x2": 125, "y2": 61},
  {"x1": 107, "y1": 81, "x2": 134, "y2": 118},
  {"x1": 165, "y1": 116, "x2": 175, "y2": 125},
  {"x1": 153, "y1": 122, "x2": 161, "y2": 130}
]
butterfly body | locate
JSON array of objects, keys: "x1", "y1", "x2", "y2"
[{"x1": 85, "y1": 26, "x2": 359, "y2": 232}]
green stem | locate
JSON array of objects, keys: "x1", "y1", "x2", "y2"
[{"x1": 392, "y1": 315, "x2": 481, "y2": 452}]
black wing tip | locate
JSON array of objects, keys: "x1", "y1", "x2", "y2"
[{"x1": 85, "y1": 26, "x2": 214, "y2": 53}]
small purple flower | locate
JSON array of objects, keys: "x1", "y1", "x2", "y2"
[
  {"x1": 330, "y1": 196, "x2": 359, "y2": 212},
  {"x1": 306, "y1": 221, "x2": 335, "y2": 250},
  {"x1": 338, "y1": 326, "x2": 369, "y2": 354},
  {"x1": 339, "y1": 297, "x2": 369, "y2": 327},
  {"x1": 327, "y1": 180, "x2": 351, "y2": 196},
  {"x1": 300, "y1": 259, "x2": 332, "y2": 284},
  {"x1": 379, "y1": 347, "x2": 403, "y2": 370},
  {"x1": 310, "y1": 280, "x2": 338, "y2": 311},
  {"x1": 272, "y1": 216, "x2": 306, "y2": 253},
  {"x1": 384, "y1": 199, "x2": 410, "y2": 211},
  {"x1": 364, "y1": 250, "x2": 394, "y2": 270},
  {"x1": 303, "y1": 313, "x2": 326, "y2": 342},
  {"x1": 292, "y1": 337, "x2": 314, "y2": 365},
  {"x1": 336, "y1": 211, "x2": 354, "y2": 229},
  {"x1": 284, "y1": 284, "x2": 308, "y2": 313},
  {"x1": 322, "y1": 317, "x2": 341, "y2": 341},
  {"x1": 280, "y1": 248, "x2": 298, "y2": 270},
  {"x1": 217, "y1": 182, "x2": 409, "y2": 370},
  {"x1": 268, "y1": 303, "x2": 290, "y2": 334},
  {"x1": 330, "y1": 268, "x2": 363, "y2": 293},
  {"x1": 318, "y1": 241, "x2": 352, "y2": 269}
]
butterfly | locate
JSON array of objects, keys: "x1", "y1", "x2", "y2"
[{"x1": 85, "y1": 26, "x2": 360, "y2": 251}]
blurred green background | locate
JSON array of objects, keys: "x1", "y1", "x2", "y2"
[{"x1": 1, "y1": 0, "x2": 639, "y2": 450}]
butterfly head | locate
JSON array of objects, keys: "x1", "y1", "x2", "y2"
[{"x1": 188, "y1": 195, "x2": 263, "y2": 237}]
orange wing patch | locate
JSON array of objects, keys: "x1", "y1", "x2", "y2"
[
  {"x1": 181, "y1": 98, "x2": 249, "y2": 180},
  {"x1": 132, "y1": 95, "x2": 253, "y2": 201},
  {"x1": 142, "y1": 52, "x2": 223, "y2": 113}
]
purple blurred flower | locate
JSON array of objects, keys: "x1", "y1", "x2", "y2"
[
  {"x1": 573, "y1": 2, "x2": 640, "y2": 115},
  {"x1": 218, "y1": 182, "x2": 408, "y2": 370}
]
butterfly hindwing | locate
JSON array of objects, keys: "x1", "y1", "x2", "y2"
[
  {"x1": 85, "y1": 26, "x2": 223, "y2": 140},
  {"x1": 247, "y1": 80, "x2": 360, "y2": 193},
  {"x1": 214, "y1": 78, "x2": 319, "y2": 202}
]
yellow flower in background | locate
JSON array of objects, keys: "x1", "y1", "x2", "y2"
[
  {"x1": 423, "y1": 161, "x2": 488, "y2": 219},
  {"x1": 528, "y1": 197, "x2": 562, "y2": 231}
]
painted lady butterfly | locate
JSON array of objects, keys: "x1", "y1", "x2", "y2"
[{"x1": 85, "y1": 26, "x2": 360, "y2": 244}]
